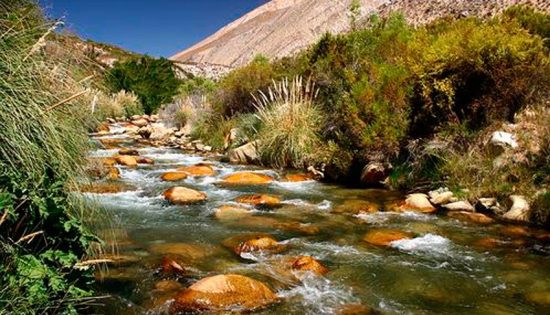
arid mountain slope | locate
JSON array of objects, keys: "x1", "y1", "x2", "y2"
[{"x1": 171, "y1": 0, "x2": 550, "y2": 68}]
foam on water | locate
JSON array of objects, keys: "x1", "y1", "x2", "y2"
[
  {"x1": 316, "y1": 200, "x2": 332, "y2": 210},
  {"x1": 274, "y1": 180, "x2": 317, "y2": 191},
  {"x1": 83, "y1": 190, "x2": 163, "y2": 210},
  {"x1": 391, "y1": 234, "x2": 452, "y2": 256},
  {"x1": 278, "y1": 272, "x2": 359, "y2": 315}
]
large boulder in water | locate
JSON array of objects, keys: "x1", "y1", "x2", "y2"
[
  {"x1": 399, "y1": 194, "x2": 436, "y2": 213},
  {"x1": 163, "y1": 187, "x2": 207, "y2": 204},
  {"x1": 222, "y1": 172, "x2": 273, "y2": 185},
  {"x1": 172, "y1": 274, "x2": 277, "y2": 312}
]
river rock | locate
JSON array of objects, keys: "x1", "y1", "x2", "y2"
[
  {"x1": 428, "y1": 188, "x2": 454, "y2": 205},
  {"x1": 235, "y1": 194, "x2": 281, "y2": 207},
  {"x1": 447, "y1": 211, "x2": 494, "y2": 224},
  {"x1": 132, "y1": 118, "x2": 149, "y2": 128},
  {"x1": 284, "y1": 173, "x2": 313, "y2": 182},
  {"x1": 499, "y1": 225, "x2": 531, "y2": 238},
  {"x1": 442, "y1": 201, "x2": 475, "y2": 212},
  {"x1": 79, "y1": 182, "x2": 136, "y2": 194},
  {"x1": 136, "y1": 157, "x2": 154, "y2": 164},
  {"x1": 149, "y1": 123, "x2": 175, "y2": 141},
  {"x1": 214, "y1": 205, "x2": 252, "y2": 221},
  {"x1": 160, "y1": 172, "x2": 188, "y2": 182},
  {"x1": 337, "y1": 304, "x2": 377, "y2": 315},
  {"x1": 96, "y1": 122, "x2": 110, "y2": 132},
  {"x1": 100, "y1": 157, "x2": 117, "y2": 167},
  {"x1": 525, "y1": 291, "x2": 550, "y2": 306},
  {"x1": 107, "y1": 167, "x2": 120, "y2": 180},
  {"x1": 118, "y1": 148, "x2": 139, "y2": 156},
  {"x1": 229, "y1": 141, "x2": 259, "y2": 164},
  {"x1": 363, "y1": 229, "x2": 412, "y2": 246},
  {"x1": 149, "y1": 242, "x2": 212, "y2": 261},
  {"x1": 177, "y1": 164, "x2": 216, "y2": 176},
  {"x1": 115, "y1": 155, "x2": 138, "y2": 167},
  {"x1": 154, "y1": 280, "x2": 183, "y2": 292},
  {"x1": 291, "y1": 256, "x2": 328, "y2": 275},
  {"x1": 163, "y1": 187, "x2": 207, "y2": 204},
  {"x1": 360, "y1": 162, "x2": 388, "y2": 186},
  {"x1": 502, "y1": 195, "x2": 531, "y2": 223},
  {"x1": 476, "y1": 198, "x2": 505, "y2": 215},
  {"x1": 399, "y1": 194, "x2": 436, "y2": 213},
  {"x1": 333, "y1": 200, "x2": 379, "y2": 214},
  {"x1": 161, "y1": 256, "x2": 186, "y2": 275},
  {"x1": 235, "y1": 235, "x2": 285, "y2": 255},
  {"x1": 172, "y1": 274, "x2": 277, "y2": 312},
  {"x1": 222, "y1": 172, "x2": 273, "y2": 185}
]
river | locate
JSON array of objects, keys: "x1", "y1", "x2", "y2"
[{"x1": 86, "y1": 124, "x2": 550, "y2": 315}]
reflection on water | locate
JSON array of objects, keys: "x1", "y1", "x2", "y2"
[{"x1": 87, "y1": 132, "x2": 550, "y2": 315}]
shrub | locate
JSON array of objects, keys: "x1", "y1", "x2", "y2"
[
  {"x1": 253, "y1": 77, "x2": 326, "y2": 168},
  {"x1": 216, "y1": 55, "x2": 277, "y2": 116},
  {"x1": 504, "y1": 5, "x2": 550, "y2": 49},
  {"x1": 114, "y1": 90, "x2": 143, "y2": 117},
  {"x1": 105, "y1": 56, "x2": 180, "y2": 114}
]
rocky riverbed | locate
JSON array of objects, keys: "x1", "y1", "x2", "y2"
[{"x1": 85, "y1": 119, "x2": 550, "y2": 314}]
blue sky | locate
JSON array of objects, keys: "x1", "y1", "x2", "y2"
[{"x1": 40, "y1": 0, "x2": 268, "y2": 57}]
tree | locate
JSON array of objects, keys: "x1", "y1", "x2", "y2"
[{"x1": 106, "y1": 56, "x2": 180, "y2": 114}]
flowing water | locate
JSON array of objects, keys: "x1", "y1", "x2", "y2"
[{"x1": 88, "y1": 126, "x2": 550, "y2": 315}]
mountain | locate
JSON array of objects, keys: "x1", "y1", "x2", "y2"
[{"x1": 171, "y1": 0, "x2": 550, "y2": 68}]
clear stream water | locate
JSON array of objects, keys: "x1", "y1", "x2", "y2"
[{"x1": 87, "y1": 128, "x2": 550, "y2": 315}]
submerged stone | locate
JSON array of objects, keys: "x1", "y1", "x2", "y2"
[
  {"x1": 148, "y1": 242, "x2": 212, "y2": 261},
  {"x1": 172, "y1": 274, "x2": 277, "y2": 312},
  {"x1": 79, "y1": 182, "x2": 136, "y2": 194},
  {"x1": 235, "y1": 194, "x2": 281, "y2": 207},
  {"x1": 363, "y1": 229, "x2": 412, "y2": 246},
  {"x1": 291, "y1": 256, "x2": 328, "y2": 275},
  {"x1": 118, "y1": 148, "x2": 139, "y2": 156},
  {"x1": 447, "y1": 211, "x2": 494, "y2": 224},
  {"x1": 214, "y1": 205, "x2": 252, "y2": 221},
  {"x1": 284, "y1": 173, "x2": 313, "y2": 182},
  {"x1": 333, "y1": 199, "x2": 379, "y2": 214}
]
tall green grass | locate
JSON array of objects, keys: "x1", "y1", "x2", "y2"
[
  {"x1": 253, "y1": 77, "x2": 326, "y2": 168},
  {"x1": 0, "y1": 1, "x2": 107, "y2": 313}
]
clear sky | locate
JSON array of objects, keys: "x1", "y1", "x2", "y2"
[{"x1": 39, "y1": 0, "x2": 268, "y2": 58}]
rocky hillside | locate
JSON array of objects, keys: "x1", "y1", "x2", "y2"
[{"x1": 171, "y1": 0, "x2": 550, "y2": 67}]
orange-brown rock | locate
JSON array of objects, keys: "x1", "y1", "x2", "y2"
[
  {"x1": 337, "y1": 304, "x2": 377, "y2": 315},
  {"x1": 115, "y1": 155, "x2": 138, "y2": 167},
  {"x1": 96, "y1": 123, "x2": 110, "y2": 132},
  {"x1": 291, "y1": 256, "x2": 328, "y2": 275},
  {"x1": 235, "y1": 194, "x2": 280, "y2": 207},
  {"x1": 149, "y1": 242, "x2": 213, "y2": 261},
  {"x1": 160, "y1": 172, "x2": 188, "y2": 182},
  {"x1": 398, "y1": 194, "x2": 437, "y2": 213},
  {"x1": 79, "y1": 182, "x2": 136, "y2": 194},
  {"x1": 154, "y1": 280, "x2": 183, "y2": 292},
  {"x1": 161, "y1": 256, "x2": 186, "y2": 274},
  {"x1": 363, "y1": 229, "x2": 412, "y2": 247},
  {"x1": 177, "y1": 164, "x2": 216, "y2": 176},
  {"x1": 222, "y1": 172, "x2": 274, "y2": 185},
  {"x1": 101, "y1": 157, "x2": 117, "y2": 167},
  {"x1": 447, "y1": 211, "x2": 494, "y2": 224},
  {"x1": 172, "y1": 274, "x2": 277, "y2": 312},
  {"x1": 214, "y1": 205, "x2": 251, "y2": 221},
  {"x1": 284, "y1": 173, "x2": 313, "y2": 182},
  {"x1": 525, "y1": 291, "x2": 550, "y2": 306},
  {"x1": 333, "y1": 200, "x2": 379, "y2": 214},
  {"x1": 499, "y1": 226, "x2": 531, "y2": 238},
  {"x1": 472, "y1": 237, "x2": 501, "y2": 249},
  {"x1": 235, "y1": 236, "x2": 284, "y2": 255},
  {"x1": 107, "y1": 167, "x2": 120, "y2": 180},
  {"x1": 137, "y1": 157, "x2": 154, "y2": 164},
  {"x1": 163, "y1": 187, "x2": 207, "y2": 204},
  {"x1": 118, "y1": 148, "x2": 139, "y2": 156}
]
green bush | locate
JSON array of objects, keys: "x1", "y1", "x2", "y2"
[
  {"x1": 105, "y1": 56, "x2": 180, "y2": 114},
  {"x1": 504, "y1": 5, "x2": 550, "y2": 49}
]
